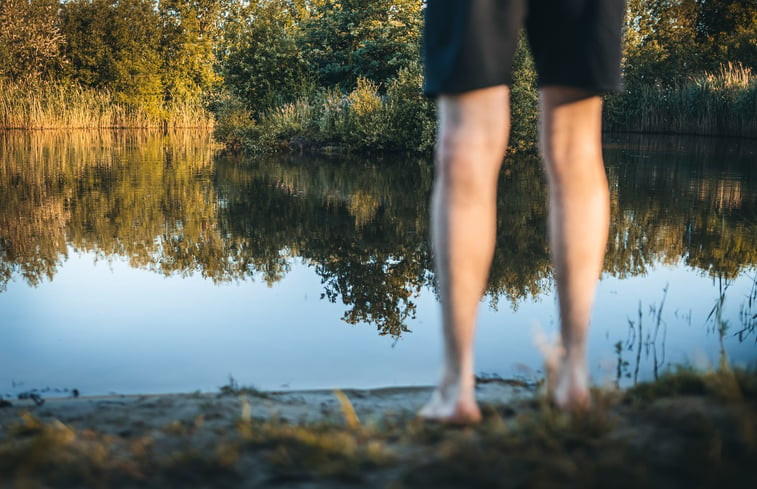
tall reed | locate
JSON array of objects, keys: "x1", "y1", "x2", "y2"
[
  {"x1": 0, "y1": 79, "x2": 214, "y2": 129},
  {"x1": 605, "y1": 62, "x2": 757, "y2": 138}
]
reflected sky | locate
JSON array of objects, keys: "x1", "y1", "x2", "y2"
[{"x1": 0, "y1": 131, "x2": 755, "y2": 397}]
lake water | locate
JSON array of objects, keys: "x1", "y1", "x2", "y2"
[{"x1": 1, "y1": 131, "x2": 755, "y2": 398}]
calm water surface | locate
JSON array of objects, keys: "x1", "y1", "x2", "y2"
[{"x1": 1, "y1": 131, "x2": 755, "y2": 397}]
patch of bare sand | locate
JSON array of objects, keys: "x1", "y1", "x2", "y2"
[{"x1": 0, "y1": 381, "x2": 530, "y2": 437}]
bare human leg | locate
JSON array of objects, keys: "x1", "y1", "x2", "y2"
[
  {"x1": 419, "y1": 86, "x2": 510, "y2": 423},
  {"x1": 539, "y1": 87, "x2": 610, "y2": 410}
]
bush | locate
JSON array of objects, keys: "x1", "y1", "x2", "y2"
[
  {"x1": 221, "y1": 64, "x2": 436, "y2": 155},
  {"x1": 213, "y1": 94, "x2": 256, "y2": 151},
  {"x1": 384, "y1": 63, "x2": 436, "y2": 153}
]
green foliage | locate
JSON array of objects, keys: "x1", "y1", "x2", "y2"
[
  {"x1": 220, "y1": 62, "x2": 436, "y2": 154},
  {"x1": 1, "y1": 0, "x2": 752, "y2": 138},
  {"x1": 219, "y1": 0, "x2": 422, "y2": 116},
  {"x1": 159, "y1": 0, "x2": 224, "y2": 101},
  {"x1": 299, "y1": 0, "x2": 422, "y2": 90},
  {"x1": 623, "y1": 0, "x2": 701, "y2": 87},
  {"x1": 611, "y1": 0, "x2": 757, "y2": 136},
  {"x1": 623, "y1": 0, "x2": 756, "y2": 87},
  {"x1": 0, "y1": 0, "x2": 225, "y2": 126},
  {"x1": 61, "y1": 0, "x2": 165, "y2": 116},
  {"x1": 215, "y1": 2, "x2": 542, "y2": 154},
  {"x1": 697, "y1": 0, "x2": 757, "y2": 70},
  {"x1": 219, "y1": 0, "x2": 313, "y2": 112},
  {"x1": 509, "y1": 34, "x2": 538, "y2": 154},
  {"x1": 212, "y1": 93, "x2": 257, "y2": 150},
  {"x1": 383, "y1": 62, "x2": 437, "y2": 152}
]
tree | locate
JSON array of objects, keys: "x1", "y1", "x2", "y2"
[
  {"x1": 159, "y1": 0, "x2": 225, "y2": 101},
  {"x1": 696, "y1": 0, "x2": 757, "y2": 70},
  {"x1": 61, "y1": 0, "x2": 164, "y2": 115},
  {"x1": 623, "y1": 0, "x2": 701, "y2": 86},
  {"x1": 219, "y1": 0, "x2": 311, "y2": 112},
  {"x1": 300, "y1": 0, "x2": 422, "y2": 90},
  {"x1": 623, "y1": 0, "x2": 757, "y2": 87},
  {"x1": 0, "y1": 0, "x2": 65, "y2": 82}
]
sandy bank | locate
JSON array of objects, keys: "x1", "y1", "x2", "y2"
[{"x1": 1, "y1": 372, "x2": 755, "y2": 489}]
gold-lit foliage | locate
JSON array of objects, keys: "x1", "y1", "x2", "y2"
[
  {"x1": 0, "y1": 369, "x2": 755, "y2": 488},
  {"x1": 606, "y1": 62, "x2": 757, "y2": 138},
  {"x1": 0, "y1": 130, "x2": 223, "y2": 288},
  {"x1": 0, "y1": 80, "x2": 215, "y2": 130}
]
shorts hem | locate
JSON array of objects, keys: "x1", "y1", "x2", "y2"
[
  {"x1": 536, "y1": 80, "x2": 624, "y2": 96},
  {"x1": 423, "y1": 79, "x2": 513, "y2": 99}
]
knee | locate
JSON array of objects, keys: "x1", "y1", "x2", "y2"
[
  {"x1": 435, "y1": 126, "x2": 507, "y2": 198},
  {"x1": 538, "y1": 90, "x2": 605, "y2": 189},
  {"x1": 540, "y1": 136, "x2": 605, "y2": 191}
]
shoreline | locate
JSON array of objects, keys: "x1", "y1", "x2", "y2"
[
  {"x1": 1, "y1": 380, "x2": 533, "y2": 427},
  {"x1": 1, "y1": 369, "x2": 755, "y2": 488}
]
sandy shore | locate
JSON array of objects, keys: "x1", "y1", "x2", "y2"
[
  {"x1": 1, "y1": 372, "x2": 755, "y2": 488},
  {"x1": 0, "y1": 381, "x2": 530, "y2": 435}
]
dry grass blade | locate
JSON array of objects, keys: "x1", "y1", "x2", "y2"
[{"x1": 333, "y1": 389, "x2": 361, "y2": 429}]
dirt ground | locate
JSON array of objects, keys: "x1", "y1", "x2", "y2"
[{"x1": 1, "y1": 370, "x2": 755, "y2": 488}]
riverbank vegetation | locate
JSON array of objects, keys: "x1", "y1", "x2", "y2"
[
  {"x1": 0, "y1": 79, "x2": 214, "y2": 129},
  {"x1": 605, "y1": 0, "x2": 757, "y2": 138},
  {"x1": 212, "y1": 0, "x2": 537, "y2": 154},
  {"x1": 0, "y1": 1, "x2": 754, "y2": 145},
  {"x1": 214, "y1": 0, "x2": 755, "y2": 152},
  {"x1": 0, "y1": 0, "x2": 220, "y2": 128}
]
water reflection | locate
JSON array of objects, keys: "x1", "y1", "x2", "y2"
[
  {"x1": 0, "y1": 132, "x2": 757, "y2": 394},
  {"x1": 603, "y1": 134, "x2": 757, "y2": 279},
  {"x1": 1, "y1": 131, "x2": 756, "y2": 345},
  {"x1": 214, "y1": 155, "x2": 434, "y2": 336}
]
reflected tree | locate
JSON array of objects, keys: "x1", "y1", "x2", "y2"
[{"x1": 214, "y1": 154, "x2": 433, "y2": 336}]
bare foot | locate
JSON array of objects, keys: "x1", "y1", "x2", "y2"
[
  {"x1": 418, "y1": 378, "x2": 482, "y2": 424},
  {"x1": 535, "y1": 332, "x2": 590, "y2": 410},
  {"x1": 551, "y1": 356, "x2": 590, "y2": 410}
]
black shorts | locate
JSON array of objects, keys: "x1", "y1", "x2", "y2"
[{"x1": 423, "y1": 0, "x2": 625, "y2": 97}]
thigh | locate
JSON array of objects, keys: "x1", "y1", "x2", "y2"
[
  {"x1": 438, "y1": 86, "x2": 511, "y2": 136},
  {"x1": 526, "y1": 0, "x2": 625, "y2": 93},
  {"x1": 423, "y1": 0, "x2": 526, "y2": 97}
]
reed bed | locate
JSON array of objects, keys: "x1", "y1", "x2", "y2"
[
  {"x1": 0, "y1": 80, "x2": 214, "y2": 129},
  {"x1": 606, "y1": 63, "x2": 757, "y2": 138}
]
